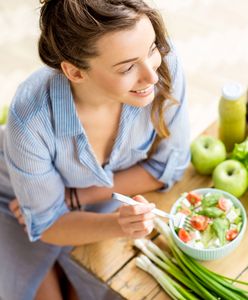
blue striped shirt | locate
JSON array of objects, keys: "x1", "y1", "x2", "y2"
[{"x1": 0, "y1": 48, "x2": 190, "y2": 242}]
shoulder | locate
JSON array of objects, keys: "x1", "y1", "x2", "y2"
[
  {"x1": 6, "y1": 68, "x2": 59, "y2": 154},
  {"x1": 162, "y1": 41, "x2": 188, "y2": 125},
  {"x1": 164, "y1": 40, "x2": 184, "y2": 84},
  {"x1": 10, "y1": 67, "x2": 57, "y2": 124}
]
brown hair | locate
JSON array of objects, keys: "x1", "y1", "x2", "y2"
[{"x1": 39, "y1": 0, "x2": 176, "y2": 155}]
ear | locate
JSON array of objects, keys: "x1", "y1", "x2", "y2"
[{"x1": 61, "y1": 61, "x2": 85, "y2": 83}]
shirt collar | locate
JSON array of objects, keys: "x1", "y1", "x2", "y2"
[
  {"x1": 49, "y1": 71, "x2": 143, "y2": 138},
  {"x1": 50, "y1": 72, "x2": 83, "y2": 137}
]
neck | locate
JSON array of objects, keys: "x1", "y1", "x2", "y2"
[{"x1": 70, "y1": 81, "x2": 118, "y2": 111}]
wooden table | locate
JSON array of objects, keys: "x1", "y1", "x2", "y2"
[{"x1": 71, "y1": 122, "x2": 248, "y2": 299}]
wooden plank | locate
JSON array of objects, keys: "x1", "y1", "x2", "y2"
[
  {"x1": 144, "y1": 286, "x2": 169, "y2": 300},
  {"x1": 71, "y1": 238, "x2": 137, "y2": 282},
  {"x1": 108, "y1": 258, "x2": 159, "y2": 300},
  {"x1": 108, "y1": 235, "x2": 172, "y2": 300},
  {"x1": 108, "y1": 236, "x2": 172, "y2": 300}
]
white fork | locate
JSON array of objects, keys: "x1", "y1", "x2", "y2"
[{"x1": 112, "y1": 193, "x2": 191, "y2": 229}]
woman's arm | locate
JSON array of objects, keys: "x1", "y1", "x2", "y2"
[
  {"x1": 41, "y1": 196, "x2": 155, "y2": 246},
  {"x1": 41, "y1": 211, "x2": 124, "y2": 246},
  {"x1": 6, "y1": 194, "x2": 154, "y2": 246},
  {"x1": 75, "y1": 164, "x2": 164, "y2": 205},
  {"x1": 9, "y1": 193, "x2": 155, "y2": 246}
]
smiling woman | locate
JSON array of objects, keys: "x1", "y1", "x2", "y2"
[
  {"x1": 0, "y1": 0, "x2": 190, "y2": 299},
  {"x1": 64, "y1": 16, "x2": 161, "y2": 109}
]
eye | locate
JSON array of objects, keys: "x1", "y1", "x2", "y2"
[{"x1": 121, "y1": 64, "x2": 134, "y2": 74}]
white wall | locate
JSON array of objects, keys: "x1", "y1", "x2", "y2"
[{"x1": 1, "y1": 0, "x2": 248, "y2": 139}]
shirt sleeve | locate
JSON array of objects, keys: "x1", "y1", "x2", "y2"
[
  {"x1": 4, "y1": 106, "x2": 69, "y2": 242},
  {"x1": 140, "y1": 47, "x2": 191, "y2": 191}
]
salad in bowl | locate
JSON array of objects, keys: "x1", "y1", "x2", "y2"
[{"x1": 169, "y1": 188, "x2": 247, "y2": 260}]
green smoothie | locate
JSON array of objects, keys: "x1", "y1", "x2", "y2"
[
  {"x1": 0, "y1": 105, "x2": 9, "y2": 125},
  {"x1": 218, "y1": 83, "x2": 246, "y2": 152}
]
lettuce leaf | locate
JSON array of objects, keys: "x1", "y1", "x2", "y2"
[
  {"x1": 212, "y1": 218, "x2": 229, "y2": 246},
  {"x1": 231, "y1": 139, "x2": 248, "y2": 170},
  {"x1": 201, "y1": 193, "x2": 222, "y2": 207}
]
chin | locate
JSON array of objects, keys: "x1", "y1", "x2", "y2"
[{"x1": 126, "y1": 93, "x2": 155, "y2": 107}]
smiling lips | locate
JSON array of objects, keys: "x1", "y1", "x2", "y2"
[{"x1": 130, "y1": 85, "x2": 154, "y2": 96}]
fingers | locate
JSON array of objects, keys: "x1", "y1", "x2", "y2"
[
  {"x1": 13, "y1": 208, "x2": 26, "y2": 225},
  {"x1": 17, "y1": 215, "x2": 26, "y2": 226},
  {"x1": 120, "y1": 219, "x2": 154, "y2": 238},
  {"x1": 132, "y1": 195, "x2": 149, "y2": 204},
  {"x1": 9, "y1": 199, "x2": 22, "y2": 218},
  {"x1": 120, "y1": 202, "x2": 155, "y2": 217},
  {"x1": 13, "y1": 207, "x2": 22, "y2": 219},
  {"x1": 118, "y1": 195, "x2": 156, "y2": 238},
  {"x1": 132, "y1": 227, "x2": 154, "y2": 238},
  {"x1": 9, "y1": 199, "x2": 26, "y2": 227},
  {"x1": 123, "y1": 219, "x2": 154, "y2": 232},
  {"x1": 8, "y1": 199, "x2": 19, "y2": 213},
  {"x1": 119, "y1": 212, "x2": 154, "y2": 224}
]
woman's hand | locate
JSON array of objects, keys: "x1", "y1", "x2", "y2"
[
  {"x1": 117, "y1": 195, "x2": 155, "y2": 239},
  {"x1": 8, "y1": 188, "x2": 74, "y2": 231},
  {"x1": 9, "y1": 199, "x2": 27, "y2": 230}
]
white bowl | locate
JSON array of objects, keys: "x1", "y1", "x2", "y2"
[{"x1": 169, "y1": 188, "x2": 247, "y2": 261}]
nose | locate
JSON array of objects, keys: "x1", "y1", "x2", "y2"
[{"x1": 138, "y1": 61, "x2": 159, "y2": 85}]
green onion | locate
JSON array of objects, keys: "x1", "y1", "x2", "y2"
[
  {"x1": 136, "y1": 255, "x2": 197, "y2": 300},
  {"x1": 135, "y1": 218, "x2": 248, "y2": 300},
  {"x1": 134, "y1": 239, "x2": 210, "y2": 299}
]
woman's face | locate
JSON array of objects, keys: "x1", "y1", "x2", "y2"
[{"x1": 82, "y1": 15, "x2": 162, "y2": 107}]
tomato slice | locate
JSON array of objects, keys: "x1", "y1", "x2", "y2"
[
  {"x1": 226, "y1": 229, "x2": 238, "y2": 241},
  {"x1": 190, "y1": 215, "x2": 209, "y2": 231},
  {"x1": 178, "y1": 228, "x2": 192, "y2": 243},
  {"x1": 217, "y1": 197, "x2": 231, "y2": 211},
  {"x1": 179, "y1": 206, "x2": 191, "y2": 215},
  {"x1": 186, "y1": 192, "x2": 202, "y2": 205}
]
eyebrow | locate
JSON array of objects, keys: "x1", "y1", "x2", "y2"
[{"x1": 112, "y1": 38, "x2": 156, "y2": 67}]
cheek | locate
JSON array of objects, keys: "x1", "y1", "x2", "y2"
[
  {"x1": 100, "y1": 74, "x2": 135, "y2": 94},
  {"x1": 90, "y1": 70, "x2": 137, "y2": 95},
  {"x1": 91, "y1": 72, "x2": 120, "y2": 92},
  {"x1": 154, "y1": 51, "x2": 162, "y2": 70}
]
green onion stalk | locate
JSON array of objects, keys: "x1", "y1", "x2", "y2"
[
  {"x1": 187, "y1": 255, "x2": 248, "y2": 293},
  {"x1": 134, "y1": 239, "x2": 204, "y2": 299},
  {"x1": 151, "y1": 218, "x2": 248, "y2": 300},
  {"x1": 136, "y1": 254, "x2": 197, "y2": 300}
]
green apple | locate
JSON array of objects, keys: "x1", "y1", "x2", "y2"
[
  {"x1": 191, "y1": 135, "x2": 226, "y2": 175},
  {"x1": 213, "y1": 160, "x2": 248, "y2": 197},
  {"x1": 0, "y1": 105, "x2": 9, "y2": 125}
]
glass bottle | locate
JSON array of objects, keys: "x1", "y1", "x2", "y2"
[{"x1": 218, "y1": 82, "x2": 246, "y2": 152}]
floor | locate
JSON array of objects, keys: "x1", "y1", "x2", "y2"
[{"x1": 0, "y1": 0, "x2": 247, "y2": 139}]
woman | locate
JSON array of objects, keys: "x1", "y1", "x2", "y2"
[{"x1": 0, "y1": 0, "x2": 190, "y2": 299}]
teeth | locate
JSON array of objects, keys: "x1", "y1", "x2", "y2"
[{"x1": 132, "y1": 86, "x2": 153, "y2": 94}]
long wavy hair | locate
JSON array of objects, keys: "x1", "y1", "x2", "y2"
[{"x1": 39, "y1": 0, "x2": 176, "y2": 155}]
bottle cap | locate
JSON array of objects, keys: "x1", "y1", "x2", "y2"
[{"x1": 222, "y1": 82, "x2": 245, "y2": 101}]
